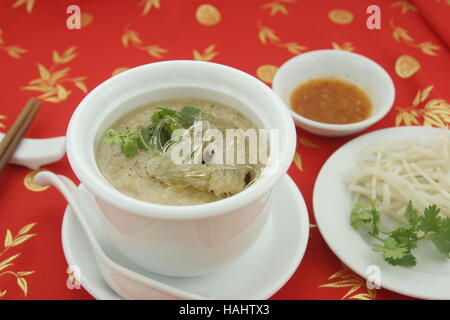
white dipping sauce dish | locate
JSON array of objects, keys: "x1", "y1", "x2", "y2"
[{"x1": 272, "y1": 50, "x2": 395, "y2": 137}]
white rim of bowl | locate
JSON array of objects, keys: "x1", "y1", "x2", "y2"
[
  {"x1": 272, "y1": 50, "x2": 396, "y2": 132},
  {"x1": 66, "y1": 60, "x2": 296, "y2": 220}
]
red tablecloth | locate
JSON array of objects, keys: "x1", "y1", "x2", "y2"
[{"x1": 0, "y1": 0, "x2": 449, "y2": 300}]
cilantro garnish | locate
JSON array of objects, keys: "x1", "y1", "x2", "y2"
[
  {"x1": 103, "y1": 107, "x2": 200, "y2": 157},
  {"x1": 350, "y1": 201, "x2": 450, "y2": 266}
]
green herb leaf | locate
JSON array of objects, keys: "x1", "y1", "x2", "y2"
[
  {"x1": 104, "y1": 107, "x2": 200, "y2": 156},
  {"x1": 151, "y1": 108, "x2": 177, "y2": 123},
  {"x1": 389, "y1": 227, "x2": 418, "y2": 250},
  {"x1": 103, "y1": 128, "x2": 139, "y2": 157},
  {"x1": 177, "y1": 106, "x2": 200, "y2": 127},
  {"x1": 428, "y1": 225, "x2": 450, "y2": 258},
  {"x1": 350, "y1": 202, "x2": 450, "y2": 267},
  {"x1": 384, "y1": 253, "x2": 417, "y2": 266},
  {"x1": 405, "y1": 201, "x2": 419, "y2": 227},
  {"x1": 350, "y1": 203, "x2": 373, "y2": 230},
  {"x1": 418, "y1": 205, "x2": 442, "y2": 233}
]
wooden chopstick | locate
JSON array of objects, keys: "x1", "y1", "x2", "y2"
[{"x1": 0, "y1": 98, "x2": 42, "y2": 174}]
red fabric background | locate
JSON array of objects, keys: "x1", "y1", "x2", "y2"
[{"x1": 0, "y1": 0, "x2": 448, "y2": 300}]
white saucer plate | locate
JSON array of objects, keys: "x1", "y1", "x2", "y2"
[
  {"x1": 61, "y1": 174, "x2": 309, "y2": 300},
  {"x1": 314, "y1": 126, "x2": 450, "y2": 300}
]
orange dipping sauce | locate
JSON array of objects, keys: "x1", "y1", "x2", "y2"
[{"x1": 290, "y1": 78, "x2": 372, "y2": 124}]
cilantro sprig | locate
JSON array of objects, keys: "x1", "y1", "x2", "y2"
[
  {"x1": 103, "y1": 106, "x2": 200, "y2": 157},
  {"x1": 351, "y1": 201, "x2": 450, "y2": 266}
]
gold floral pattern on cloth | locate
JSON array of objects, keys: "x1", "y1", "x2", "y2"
[
  {"x1": 121, "y1": 28, "x2": 167, "y2": 58},
  {"x1": 193, "y1": 44, "x2": 218, "y2": 61},
  {"x1": 0, "y1": 223, "x2": 37, "y2": 298},
  {"x1": 391, "y1": 0, "x2": 418, "y2": 14},
  {"x1": 294, "y1": 137, "x2": 320, "y2": 172},
  {"x1": 80, "y1": 12, "x2": 93, "y2": 28},
  {"x1": 261, "y1": 0, "x2": 296, "y2": 16},
  {"x1": 196, "y1": 4, "x2": 221, "y2": 26},
  {"x1": 395, "y1": 55, "x2": 421, "y2": 78},
  {"x1": 257, "y1": 20, "x2": 307, "y2": 55},
  {"x1": 256, "y1": 65, "x2": 278, "y2": 83},
  {"x1": 0, "y1": 28, "x2": 27, "y2": 59},
  {"x1": 0, "y1": 115, "x2": 6, "y2": 129},
  {"x1": 319, "y1": 264, "x2": 377, "y2": 300},
  {"x1": 139, "y1": 0, "x2": 160, "y2": 16},
  {"x1": 395, "y1": 85, "x2": 450, "y2": 127},
  {"x1": 24, "y1": 168, "x2": 50, "y2": 192},
  {"x1": 328, "y1": 9, "x2": 354, "y2": 25},
  {"x1": 331, "y1": 42, "x2": 355, "y2": 51},
  {"x1": 22, "y1": 47, "x2": 88, "y2": 103},
  {"x1": 112, "y1": 67, "x2": 130, "y2": 77},
  {"x1": 12, "y1": 0, "x2": 35, "y2": 14},
  {"x1": 390, "y1": 20, "x2": 441, "y2": 56}
]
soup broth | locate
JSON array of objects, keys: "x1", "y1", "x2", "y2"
[{"x1": 96, "y1": 98, "x2": 261, "y2": 206}]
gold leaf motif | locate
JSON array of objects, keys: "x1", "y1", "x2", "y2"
[
  {"x1": 24, "y1": 168, "x2": 50, "y2": 192},
  {"x1": 0, "y1": 223, "x2": 37, "y2": 298},
  {"x1": 112, "y1": 67, "x2": 130, "y2": 76},
  {"x1": 261, "y1": 0, "x2": 295, "y2": 16},
  {"x1": 390, "y1": 20, "x2": 440, "y2": 56},
  {"x1": 328, "y1": 9, "x2": 354, "y2": 25},
  {"x1": 121, "y1": 28, "x2": 167, "y2": 59},
  {"x1": 11, "y1": 234, "x2": 37, "y2": 247},
  {"x1": 0, "y1": 254, "x2": 20, "y2": 270},
  {"x1": 74, "y1": 81, "x2": 88, "y2": 93},
  {"x1": 256, "y1": 65, "x2": 278, "y2": 83},
  {"x1": 395, "y1": 85, "x2": 450, "y2": 128},
  {"x1": 0, "y1": 263, "x2": 13, "y2": 272},
  {"x1": 420, "y1": 85, "x2": 434, "y2": 102},
  {"x1": 16, "y1": 271, "x2": 34, "y2": 276},
  {"x1": 331, "y1": 42, "x2": 355, "y2": 52},
  {"x1": 390, "y1": 20, "x2": 414, "y2": 43},
  {"x1": 12, "y1": 0, "x2": 36, "y2": 13},
  {"x1": 4, "y1": 230, "x2": 13, "y2": 248},
  {"x1": 121, "y1": 29, "x2": 142, "y2": 47},
  {"x1": 294, "y1": 152, "x2": 303, "y2": 171},
  {"x1": 392, "y1": 0, "x2": 418, "y2": 14},
  {"x1": 395, "y1": 55, "x2": 420, "y2": 78},
  {"x1": 319, "y1": 264, "x2": 377, "y2": 300},
  {"x1": 0, "y1": 115, "x2": 6, "y2": 129},
  {"x1": 285, "y1": 42, "x2": 307, "y2": 55},
  {"x1": 18, "y1": 223, "x2": 36, "y2": 236},
  {"x1": 417, "y1": 41, "x2": 441, "y2": 56},
  {"x1": 299, "y1": 137, "x2": 319, "y2": 148},
  {"x1": 16, "y1": 277, "x2": 28, "y2": 296},
  {"x1": 0, "y1": 28, "x2": 27, "y2": 59},
  {"x1": 258, "y1": 25, "x2": 280, "y2": 44},
  {"x1": 196, "y1": 4, "x2": 221, "y2": 26},
  {"x1": 53, "y1": 47, "x2": 77, "y2": 64},
  {"x1": 193, "y1": 44, "x2": 218, "y2": 61},
  {"x1": 139, "y1": 0, "x2": 160, "y2": 15},
  {"x1": 257, "y1": 20, "x2": 307, "y2": 55},
  {"x1": 294, "y1": 136, "x2": 320, "y2": 172},
  {"x1": 22, "y1": 47, "x2": 87, "y2": 103},
  {"x1": 146, "y1": 45, "x2": 167, "y2": 58}
]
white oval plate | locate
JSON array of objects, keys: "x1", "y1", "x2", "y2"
[
  {"x1": 62, "y1": 175, "x2": 309, "y2": 300},
  {"x1": 314, "y1": 126, "x2": 450, "y2": 300}
]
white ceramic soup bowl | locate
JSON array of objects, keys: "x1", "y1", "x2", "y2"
[
  {"x1": 272, "y1": 50, "x2": 395, "y2": 137},
  {"x1": 55, "y1": 61, "x2": 296, "y2": 277}
]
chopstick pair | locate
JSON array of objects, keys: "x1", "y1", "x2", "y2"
[{"x1": 0, "y1": 98, "x2": 42, "y2": 174}]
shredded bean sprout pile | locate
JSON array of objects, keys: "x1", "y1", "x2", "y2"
[{"x1": 346, "y1": 130, "x2": 450, "y2": 221}]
